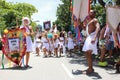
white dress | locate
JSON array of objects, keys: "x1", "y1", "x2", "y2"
[
  {"x1": 59, "y1": 37, "x2": 66, "y2": 53},
  {"x1": 67, "y1": 37, "x2": 74, "y2": 50},
  {"x1": 54, "y1": 39, "x2": 59, "y2": 48},
  {"x1": 34, "y1": 32, "x2": 41, "y2": 48},
  {"x1": 82, "y1": 25, "x2": 98, "y2": 54},
  {"x1": 59, "y1": 37, "x2": 64, "y2": 48},
  {"x1": 24, "y1": 26, "x2": 33, "y2": 52},
  {"x1": 41, "y1": 37, "x2": 49, "y2": 51},
  {"x1": 49, "y1": 40, "x2": 54, "y2": 52}
]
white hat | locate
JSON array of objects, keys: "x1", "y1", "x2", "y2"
[{"x1": 22, "y1": 17, "x2": 30, "y2": 25}]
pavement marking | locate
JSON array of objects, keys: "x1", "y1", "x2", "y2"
[{"x1": 61, "y1": 63, "x2": 74, "y2": 79}]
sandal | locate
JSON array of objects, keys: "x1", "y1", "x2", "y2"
[{"x1": 82, "y1": 69, "x2": 94, "y2": 74}]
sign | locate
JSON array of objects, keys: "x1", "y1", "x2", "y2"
[
  {"x1": 43, "y1": 21, "x2": 51, "y2": 30},
  {"x1": 2, "y1": 28, "x2": 26, "y2": 64}
]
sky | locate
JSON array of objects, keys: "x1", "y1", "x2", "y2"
[{"x1": 6, "y1": 0, "x2": 62, "y2": 26}]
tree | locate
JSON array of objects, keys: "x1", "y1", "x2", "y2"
[
  {"x1": 91, "y1": 0, "x2": 120, "y2": 28},
  {"x1": 0, "y1": 0, "x2": 38, "y2": 32},
  {"x1": 91, "y1": 0, "x2": 120, "y2": 7},
  {"x1": 55, "y1": 0, "x2": 71, "y2": 32}
]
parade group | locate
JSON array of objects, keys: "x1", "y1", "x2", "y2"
[{"x1": 2, "y1": 10, "x2": 120, "y2": 74}]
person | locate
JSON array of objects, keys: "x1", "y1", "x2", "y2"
[
  {"x1": 20, "y1": 17, "x2": 34, "y2": 68},
  {"x1": 105, "y1": 27, "x2": 114, "y2": 58},
  {"x1": 34, "y1": 27, "x2": 41, "y2": 56},
  {"x1": 98, "y1": 26, "x2": 107, "y2": 66},
  {"x1": 48, "y1": 34, "x2": 54, "y2": 57},
  {"x1": 66, "y1": 31, "x2": 74, "y2": 57},
  {"x1": 53, "y1": 34, "x2": 60, "y2": 57},
  {"x1": 41, "y1": 32, "x2": 50, "y2": 57},
  {"x1": 82, "y1": 10, "x2": 100, "y2": 74},
  {"x1": 114, "y1": 23, "x2": 120, "y2": 73},
  {"x1": 59, "y1": 32, "x2": 66, "y2": 57}
]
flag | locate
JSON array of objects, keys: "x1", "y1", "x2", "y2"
[
  {"x1": 73, "y1": 0, "x2": 90, "y2": 23},
  {"x1": 72, "y1": 0, "x2": 90, "y2": 41},
  {"x1": 106, "y1": 6, "x2": 120, "y2": 33}
]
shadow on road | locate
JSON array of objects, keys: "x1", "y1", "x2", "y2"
[
  {"x1": 72, "y1": 69, "x2": 102, "y2": 79},
  {"x1": 0, "y1": 66, "x2": 32, "y2": 70}
]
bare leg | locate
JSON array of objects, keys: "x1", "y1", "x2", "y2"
[
  {"x1": 109, "y1": 50, "x2": 113, "y2": 58},
  {"x1": 60, "y1": 48, "x2": 62, "y2": 57},
  {"x1": 55, "y1": 48, "x2": 58, "y2": 57},
  {"x1": 26, "y1": 52, "x2": 30, "y2": 66},
  {"x1": 100, "y1": 48, "x2": 106, "y2": 62},
  {"x1": 36, "y1": 47, "x2": 40, "y2": 56},
  {"x1": 85, "y1": 50, "x2": 94, "y2": 73},
  {"x1": 43, "y1": 48, "x2": 47, "y2": 57}
]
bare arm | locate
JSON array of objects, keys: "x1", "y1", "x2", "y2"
[
  {"x1": 94, "y1": 19, "x2": 100, "y2": 40},
  {"x1": 91, "y1": 19, "x2": 100, "y2": 44}
]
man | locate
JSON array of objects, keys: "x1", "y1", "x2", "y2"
[{"x1": 82, "y1": 10, "x2": 100, "y2": 74}]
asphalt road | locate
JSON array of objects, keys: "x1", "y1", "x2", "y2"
[{"x1": 0, "y1": 51, "x2": 120, "y2": 80}]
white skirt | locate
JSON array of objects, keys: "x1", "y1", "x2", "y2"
[
  {"x1": 26, "y1": 36, "x2": 33, "y2": 52},
  {"x1": 42, "y1": 43, "x2": 50, "y2": 51},
  {"x1": 82, "y1": 32, "x2": 98, "y2": 54},
  {"x1": 68, "y1": 42, "x2": 74, "y2": 50}
]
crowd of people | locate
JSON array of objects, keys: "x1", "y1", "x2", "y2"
[{"x1": 8, "y1": 10, "x2": 120, "y2": 74}]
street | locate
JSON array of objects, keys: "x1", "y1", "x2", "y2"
[{"x1": 0, "y1": 51, "x2": 120, "y2": 80}]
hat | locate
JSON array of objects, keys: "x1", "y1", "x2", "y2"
[{"x1": 22, "y1": 17, "x2": 30, "y2": 25}]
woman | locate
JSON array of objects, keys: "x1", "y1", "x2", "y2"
[{"x1": 20, "y1": 17, "x2": 34, "y2": 68}]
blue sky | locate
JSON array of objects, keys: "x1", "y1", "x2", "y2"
[{"x1": 6, "y1": 0, "x2": 62, "y2": 26}]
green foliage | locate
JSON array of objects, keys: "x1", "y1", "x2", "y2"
[
  {"x1": 55, "y1": 0, "x2": 71, "y2": 32},
  {"x1": 0, "y1": 0, "x2": 38, "y2": 33},
  {"x1": 91, "y1": 4, "x2": 106, "y2": 28}
]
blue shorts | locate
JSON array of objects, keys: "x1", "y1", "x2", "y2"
[{"x1": 106, "y1": 41, "x2": 114, "y2": 50}]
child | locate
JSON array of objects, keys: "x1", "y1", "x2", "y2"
[
  {"x1": 34, "y1": 27, "x2": 41, "y2": 56},
  {"x1": 48, "y1": 33, "x2": 54, "y2": 57},
  {"x1": 41, "y1": 32, "x2": 50, "y2": 57},
  {"x1": 66, "y1": 31, "x2": 74, "y2": 57},
  {"x1": 59, "y1": 32, "x2": 65, "y2": 57},
  {"x1": 53, "y1": 34, "x2": 59, "y2": 57}
]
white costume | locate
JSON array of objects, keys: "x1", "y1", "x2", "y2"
[
  {"x1": 54, "y1": 39, "x2": 59, "y2": 48},
  {"x1": 59, "y1": 37, "x2": 66, "y2": 53},
  {"x1": 49, "y1": 39, "x2": 54, "y2": 52},
  {"x1": 21, "y1": 26, "x2": 33, "y2": 52},
  {"x1": 82, "y1": 25, "x2": 98, "y2": 54},
  {"x1": 41, "y1": 37, "x2": 49, "y2": 51},
  {"x1": 34, "y1": 32, "x2": 41, "y2": 48},
  {"x1": 67, "y1": 37, "x2": 74, "y2": 50}
]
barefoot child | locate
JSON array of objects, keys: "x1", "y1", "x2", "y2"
[
  {"x1": 53, "y1": 34, "x2": 60, "y2": 57},
  {"x1": 59, "y1": 32, "x2": 65, "y2": 57},
  {"x1": 66, "y1": 31, "x2": 74, "y2": 57},
  {"x1": 41, "y1": 32, "x2": 49, "y2": 57}
]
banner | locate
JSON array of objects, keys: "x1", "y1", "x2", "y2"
[
  {"x1": 43, "y1": 21, "x2": 51, "y2": 30},
  {"x1": 106, "y1": 6, "x2": 120, "y2": 32},
  {"x1": 2, "y1": 28, "x2": 26, "y2": 65},
  {"x1": 73, "y1": 0, "x2": 90, "y2": 22}
]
